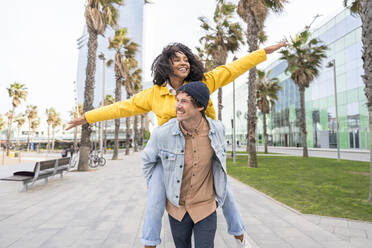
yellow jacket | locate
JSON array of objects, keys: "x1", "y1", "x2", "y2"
[{"x1": 85, "y1": 49, "x2": 267, "y2": 126}]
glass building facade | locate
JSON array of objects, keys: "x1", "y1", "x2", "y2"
[
  {"x1": 75, "y1": 1, "x2": 148, "y2": 143},
  {"x1": 222, "y1": 8, "x2": 368, "y2": 150}
]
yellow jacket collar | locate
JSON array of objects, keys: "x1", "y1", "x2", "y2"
[{"x1": 159, "y1": 83, "x2": 170, "y2": 96}]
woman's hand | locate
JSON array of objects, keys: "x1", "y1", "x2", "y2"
[
  {"x1": 66, "y1": 115, "x2": 88, "y2": 130},
  {"x1": 263, "y1": 41, "x2": 288, "y2": 54}
]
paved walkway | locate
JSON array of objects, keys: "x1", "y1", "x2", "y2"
[
  {"x1": 0, "y1": 153, "x2": 371, "y2": 247},
  {"x1": 227, "y1": 145, "x2": 370, "y2": 162}
]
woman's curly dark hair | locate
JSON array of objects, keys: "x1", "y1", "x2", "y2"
[{"x1": 151, "y1": 43, "x2": 205, "y2": 86}]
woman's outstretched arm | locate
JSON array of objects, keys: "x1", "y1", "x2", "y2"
[{"x1": 204, "y1": 41, "x2": 287, "y2": 94}]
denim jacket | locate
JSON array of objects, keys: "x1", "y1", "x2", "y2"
[{"x1": 142, "y1": 117, "x2": 228, "y2": 208}]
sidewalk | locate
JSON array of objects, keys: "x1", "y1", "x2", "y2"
[
  {"x1": 0, "y1": 153, "x2": 371, "y2": 247},
  {"x1": 227, "y1": 145, "x2": 371, "y2": 162}
]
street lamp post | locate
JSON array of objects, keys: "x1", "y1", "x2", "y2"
[
  {"x1": 232, "y1": 80, "x2": 236, "y2": 163},
  {"x1": 98, "y1": 53, "x2": 106, "y2": 154},
  {"x1": 327, "y1": 59, "x2": 340, "y2": 161}
]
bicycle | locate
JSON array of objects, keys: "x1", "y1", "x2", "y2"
[
  {"x1": 88, "y1": 150, "x2": 106, "y2": 168},
  {"x1": 69, "y1": 150, "x2": 106, "y2": 169}
]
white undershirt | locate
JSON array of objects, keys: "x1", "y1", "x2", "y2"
[{"x1": 166, "y1": 81, "x2": 177, "y2": 95}]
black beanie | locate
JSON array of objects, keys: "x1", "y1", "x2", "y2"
[{"x1": 177, "y1": 81, "x2": 210, "y2": 111}]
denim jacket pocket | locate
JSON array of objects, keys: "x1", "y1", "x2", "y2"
[
  {"x1": 215, "y1": 145, "x2": 226, "y2": 158},
  {"x1": 160, "y1": 150, "x2": 176, "y2": 171}
]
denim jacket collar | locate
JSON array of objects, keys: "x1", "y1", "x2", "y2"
[{"x1": 171, "y1": 117, "x2": 216, "y2": 136}]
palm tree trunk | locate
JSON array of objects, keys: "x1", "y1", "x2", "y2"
[
  {"x1": 218, "y1": 88, "x2": 223, "y2": 121},
  {"x1": 78, "y1": 26, "x2": 98, "y2": 171},
  {"x1": 361, "y1": 0, "x2": 372, "y2": 203},
  {"x1": 263, "y1": 113, "x2": 268, "y2": 154},
  {"x1": 246, "y1": 14, "x2": 259, "y2": 168},
  {"x1": 16, "y1": 127, "x2": 20, "y2": 149},
  {"x1": 112, "y1": 65, "x2": 122, "y2": 160},
  {"x1": 125, "y1": 117, "x2": 131, "y2": 155},
  {"x1": 134, "y1": 115, "x2": 138, "y2": 152},
  {"x1": 52, "y1": 128, "x2": 55, "y2": 151},
  {"x1": 299, "y1": 87, "x2": 308, "y2": 157},
  {"x1": 125, "y1": 94, "x2": 131, "y2": 155},
  {"x1": 6, "y1": 108, "x2": 14, "y2": 156},
  {"x1": 112, "y1": 119, "x2": 120, "y2": 159},
  {"x1": 248, "y1": 66, "x2": 258, "y2": 167}
]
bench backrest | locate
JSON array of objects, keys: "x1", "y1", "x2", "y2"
[
  {"x1": 35, "y1": 159, "x2": 56, "y2": 172},
  {"x1": 34, "y1": 157, "x2": 71, "y2": 172},
  {"x1": 58, "y1": 157, "x2": 71, "y2": 166}
]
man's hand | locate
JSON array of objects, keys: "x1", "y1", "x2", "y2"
[
  {"x1": 263, "y1": 41, "x2": 288, "y2": 54},
  {"x1": 66, "y1": 115, "x2": 88, "y2": 130}
]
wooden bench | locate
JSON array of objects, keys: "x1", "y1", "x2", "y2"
[{"x1": 0, "y1": 157, "x2": 71, "y2": 191}]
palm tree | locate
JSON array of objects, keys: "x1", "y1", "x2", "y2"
[
  {"x1": 6, "y1": 82, "x2": 27, "y2": 155},
  {"x1": 14, "y1": 114, "x2": 26, "y2": 149},
  {"x1": 198, "y1": 0, "x2": 244, "y2": 121},
  {"x1": 80, "y1": 0, "x2": 123, "y2": 170},
  {"x1": 46, "y1": 108, "x2": 57, "y2": 152},
  {"x1": 52, "y1": 114, "x2": 62, "y2": 151},
  {"x1": 107, "y1": 27, "x2": 139, "y2": 159},
  {"x1": 103, "y1": 95, "x2": 115, "y2": 153},
  {"x1": 256, "y1": 69, "x2": 281, "y2": 153},
  {"x1": 237, "y1": 0, "x2": 287, "y2": 168},
  {"x1": 26, "y1": 105, "x2": 38, "y2": 151},
  {"x1": 344, "y1": 0, "x2": 372, "y2": 203},
  {"x1": 280, "y1": 29, "x2": 327, "y2": 157}
]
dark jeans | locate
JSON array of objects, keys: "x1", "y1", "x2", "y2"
[{"x1": 168, "y1": 211, "x2": 217, "y2": 248}]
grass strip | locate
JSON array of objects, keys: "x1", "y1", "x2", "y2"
[{"x1": 227, "y1": 156, "x2": 372, "y2": 221}]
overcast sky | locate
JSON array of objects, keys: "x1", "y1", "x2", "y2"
[{"x1": 0, "y1": 0, "x2": 345, "y2": 124}]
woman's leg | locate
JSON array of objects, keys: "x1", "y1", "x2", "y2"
[
  {"x1": 221, "y1": 182, "x2": 246, "y2": 236},
  {"x1": 141, "y1": 162, "x2": 166, "y2": 246}
]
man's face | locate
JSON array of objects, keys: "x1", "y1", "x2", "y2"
[
  {"x1": 170, "y1": 52, "x2": 190, "y2": 81},
  {"x1": 175, "y1": 92, "x2": 204, "y2": 122}
]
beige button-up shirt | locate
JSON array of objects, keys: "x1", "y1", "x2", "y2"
[{"x1": 166, "y1": 117, "x2": 216, "y2": 223}]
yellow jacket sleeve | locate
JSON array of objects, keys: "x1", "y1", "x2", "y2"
[
  {"x1": 84, "y1": 87, "x2": 153, "y2": 124},
  {"x1": 204, "y1": 49, "x2": 267, "y2": 94}
]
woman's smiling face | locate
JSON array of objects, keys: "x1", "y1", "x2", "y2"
[{"x1": 170, "y1": 52, "x2": 190, "y2": 81}]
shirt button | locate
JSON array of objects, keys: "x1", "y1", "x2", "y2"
[
  {"x1": 176, "y1": 195, "x2": 178, "y2": 198},
  {"x1": 180, "y1": 165, "x2": 183, "y2": 168},
  {"x1": 177, "y1": 180, "x2": 180, "y2": 183},
  {"x1": 181, "y1": 150, "x2": 184, "y2": 153}
]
